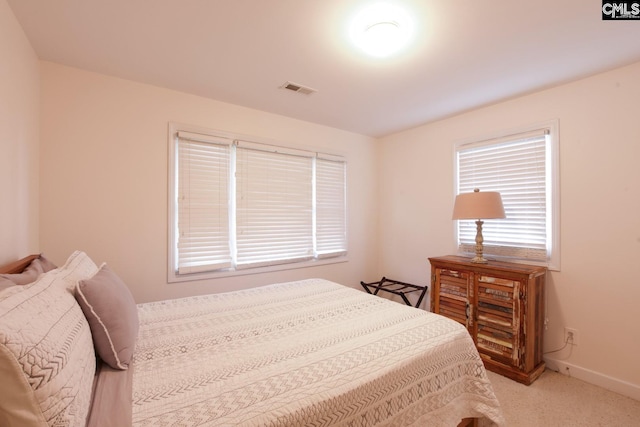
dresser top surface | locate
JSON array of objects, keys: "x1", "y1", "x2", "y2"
[{"x1": 429, "y1": 255, "x2": 547, "y2": 276}]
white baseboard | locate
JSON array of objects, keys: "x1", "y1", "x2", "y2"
[{"x1": 544, "y1": 356, "x2": 640, "y2": 401}]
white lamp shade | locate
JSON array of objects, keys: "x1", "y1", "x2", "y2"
[{"x1": 452, "y1": 190, "x2": 506, "y2": 220}]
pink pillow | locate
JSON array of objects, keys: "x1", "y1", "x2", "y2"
[
  {"x1": 0, "y1": 254, "x2": 57, "y2": 289},
  {"x1": 0, "y1": 277, "x2": 16, "y2": 291},
  {"x1": 75, "y1": 264, "x2": 139, "y2": 370},
  {"x1": 38, "y1": 254, "x2": 58, "y2": 272},
  {"x1": 0, "y1": 255, "x2": 58, "y2": 291}
]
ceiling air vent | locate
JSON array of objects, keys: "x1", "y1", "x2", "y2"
[{"x1": 281, "y1": 81, "x2": 317, "y2": 95}]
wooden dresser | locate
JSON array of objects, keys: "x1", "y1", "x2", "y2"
[{"x1": 429, "y1": 255, "x2": 546, "y2": 385}]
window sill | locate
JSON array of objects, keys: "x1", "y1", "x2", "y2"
[{"x1": 168, "y1": 255, "x2": 349, "y2": 283}]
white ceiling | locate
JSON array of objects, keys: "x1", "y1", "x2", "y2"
[{"x1": 8, "y1": 0, "x2": 640, "y2": 137}]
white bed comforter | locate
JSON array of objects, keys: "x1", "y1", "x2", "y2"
[{"x1": 132, "y1": 279, "x2": 505, "y2": 426}]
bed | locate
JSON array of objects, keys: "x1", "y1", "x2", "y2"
[{"x1": 0, "y1": 251, "x2": 505, "y2": 427}]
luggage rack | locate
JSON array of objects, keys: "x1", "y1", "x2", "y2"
[{"x1": 360, "y1": 277, "x2": 428, "y2": 308}]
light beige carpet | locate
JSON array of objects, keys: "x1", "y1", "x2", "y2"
[{"x1": 487, "y1": 369, "x2": 640, "y2": 426}]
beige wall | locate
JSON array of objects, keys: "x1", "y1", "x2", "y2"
[
  {"x1": 378, "y1": 61, "x2": 640, "y2": 397},
  {"x1": 0, "y1": 0, "x2": 40, "y2": 265},
  {"x1": 39, "y1": 62, "x2": 380, "y2": 303}
]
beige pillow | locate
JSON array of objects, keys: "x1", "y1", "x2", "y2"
[
  {"x1": 0, "y1": 251, "x2": 98, "y2": 427},
  {"x1": 76, "y1": 264, "x2": 139, "y2": 370}
]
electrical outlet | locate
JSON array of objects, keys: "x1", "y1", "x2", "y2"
[{"x1": 564, "y1": 327, "x2": 579, "y2": 346}]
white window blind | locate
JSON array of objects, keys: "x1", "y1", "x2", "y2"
[
  {"x1": 315, "y1": 155, "x2": 347, "y2": 258},
  {"x1": 456, "y1": 127, "x2": 554, "y2": 263},
  {"x1": 235, "y1": 141, "x2": 314, "y2": 268},
  {"x1": 169, "y1": 124, "x2": 348, "y2": 280},
  {"x1": 176, "y1": 131, "x2": 232, "y2": 274}
]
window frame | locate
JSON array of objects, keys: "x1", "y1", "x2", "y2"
[
  {"x1": 453, "y1": 120, "x2": 560, "y2": 270},
  {"x1": 167, "y1": 123, "x2": 348, "y2": 283}
]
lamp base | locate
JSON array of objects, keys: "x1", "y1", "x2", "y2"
[
  {"x1": 472, "y1": 220, "x2": 488, "y2": 264},
  {"x1": 470, "y1": 255, "x2": 489, "y2": 264}
]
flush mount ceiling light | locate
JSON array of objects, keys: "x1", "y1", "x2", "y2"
[{"x1": 349, "y1": 2, "x2": 414, "y2": 58}]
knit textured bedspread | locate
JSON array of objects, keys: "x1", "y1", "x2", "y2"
[{"x1": 131, "y1": 279, "x2": 505, "y2": 426}]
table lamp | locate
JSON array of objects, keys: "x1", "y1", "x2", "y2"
[{"x1": 452, "y1": 188, "x2": 506, "y2": 263}]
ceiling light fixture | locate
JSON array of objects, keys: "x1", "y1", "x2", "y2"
[{"x1": 349, "y1": 3, "x2": 414, "y2": 58}]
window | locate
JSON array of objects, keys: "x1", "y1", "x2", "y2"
[
  {"x1": 174, "y1": 131, "x2": 232, "y2": 274},
  {"x1": 168, "y1": 124, "x2": 347, "y2": 281},
  {"x1": 454, "y1": 120, "x2": 559, "y2": 269}
]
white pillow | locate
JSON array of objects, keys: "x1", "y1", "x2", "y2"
[{"x1": 0, "y1": 251, "x2": 98, "y2": 427}]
